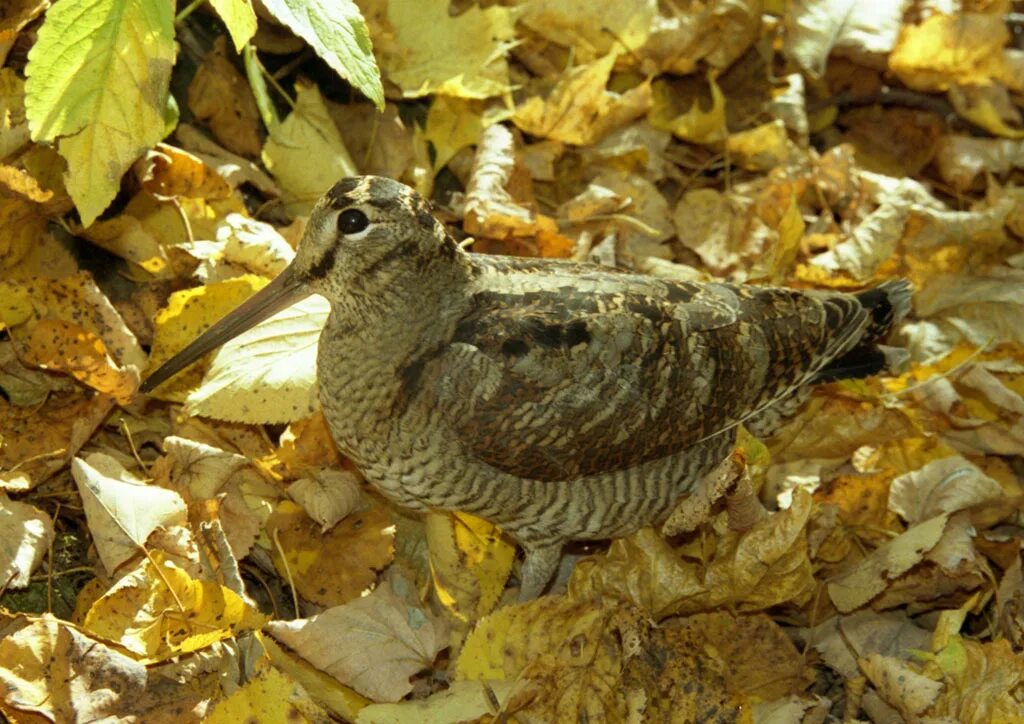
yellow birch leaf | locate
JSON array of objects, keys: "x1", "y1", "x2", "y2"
[
  {"x1": 21, "y1": 319, "x2": 139, "y2": 403},
  {"x1": 262, "y1": 81, "x2": 356, "y2": 217},
  {"x1": 382, "y1": 0, "x2": 515, "y2": 99},
  {"x1": 205, "y1": 666, "x2": 326, "y2": 723},
  {"x1": 84, "y1": 552, "x2": 266, "y2": 660},
  {"x1": 146, "y1": 274, "x2": 269, "y2": 401},
  {"x1": 889, "y1": 12, "x2": 1010, "y2": 92},
  {"x1": 425, "y1": 511, "x2": 515, "y2": 623}
]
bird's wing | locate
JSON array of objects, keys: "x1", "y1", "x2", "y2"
[{"x1": 409, "y1": 270, "x2": 867, "y2": 482}]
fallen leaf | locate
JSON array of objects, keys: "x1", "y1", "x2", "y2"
[
  {"x1": 356, "y1": 679, "x2": 515, "y2": 724},
  {"x1": 71, "y1": 452, "x2": 187, "y2": 575},
  {"x1": 83, "y1": 553, "x2": 266, "y2": 659},
  {"x1": 265, "y1": 573, "x2": 449, "y2": 702},
  {"x1": 266, "y1": 498, "x2": 394, "y2": 606},
  {"x1": 0, "y1": 614, "x2": 147, "y2": 722},
  {"x1": 204, "y1": 665, "x2": 329, "y2": 723},
  {"x1": 0, "y1": 492, "x2": 53, "y2": 588},
  {"x1": 287, "y1": 468, "x2": 362, "y2": 532},
  {"x1": 888, "y1": 456, "x2": 1004, "y2": 524},
  {"x1": 187, "y1": 36, "x2": 261, "y2": 157},
  {"x1": 514, "y1": 53, "x2": 652, "y2": 145},
  {"x1": 380, "y1": 0, "x2": 515, "y2": 99},
  {"x1": 262, "y1": 81, "x2": 356, "y2": 217}
]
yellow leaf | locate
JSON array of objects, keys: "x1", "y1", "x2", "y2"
[
  {"x1": 205, "y1": 666, "x2": 325, "y2": 723},
  {"x1": 513, "y1": 53, "x2": 652, "y2": 145},
  {"x1": 649, "y1": 73, "x2": 727, "y2": 144},
  {"x1": 426, "y1": 511, "x2": 515, "y2": 622},
  {"x1": 0, "y1": 67, "x2": 30, "y2": 159},
  {"x1": 382, "y1": 0, "x2": 515, "y2": 99},
  {"x1": 266, "y1": 499, "x2": 394, "y2": 607},
  {"x1": 84, "y1": 553, "x2": 267, "y2": 660},
  {"x1": 147, "y1": 274, "x2": 268, "y2": 401},
  {"x1": 424, "y1": 96, "x2": 483, "y2": 173},
  {"x1": 889, "y1": 12, "x2": 1010, "y2": 92},
  {"x1": 22, "y1": 319, "x2": 139, "y2": 403},
  {"x1": 262, "y1": 81, "x2": 356, "y2": 217}
]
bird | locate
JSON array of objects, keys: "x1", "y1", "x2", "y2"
[{"x1": 142, "y1": 175, "x2": 912, "y2": 600}]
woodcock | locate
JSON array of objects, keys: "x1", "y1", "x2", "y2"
[{"x1": 142, "y1": 175, "x2": 912, "y2": 599}]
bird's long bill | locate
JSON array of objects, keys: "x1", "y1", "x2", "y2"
[{"x1": 140, "y1": 269, "x2": 310, "y2": 393}]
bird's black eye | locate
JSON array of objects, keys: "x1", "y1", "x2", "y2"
[{"x1": 338, "y1": 209, "x2": 369, "y2": 235}]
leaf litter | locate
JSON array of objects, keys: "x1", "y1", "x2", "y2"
[{"x1": 3, "y1": 1, "x2": 1024, "y2": 721}]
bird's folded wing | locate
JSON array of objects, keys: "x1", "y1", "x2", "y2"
[{"x1": 420, "y1": 280, "x2": 867, "y2": 482}]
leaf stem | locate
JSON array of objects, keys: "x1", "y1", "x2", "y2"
[{"x1": 175, "y1": 0, "x2": 205, "y2": 24}]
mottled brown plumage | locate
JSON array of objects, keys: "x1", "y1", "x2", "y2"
[{"x1": 143, "y1": 176, "x2": 912, "y2": 599}]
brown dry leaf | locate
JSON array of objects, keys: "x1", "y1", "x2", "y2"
[
  {"x1": 0, "y1": 492, "x2": 53, "y2": 588},
  {"x1": 175, "y1": 123, "x2": 279, "y2": 196},
  {"x1": 0, "y1": 196, "x2": 58, "y2": 277},
  {"x1": 0, "y1": 391, "x2": 114, "y2": 491},
  {"x1": 83, "y1": 552, "x2": 266, "y2": 660},
  {"x1": 133, "y1": 143, "x2": 234, "y2": 200},
  {"x1": 0, "y1": 614, "x2": 147, "y2": 722},
  {"x1": 463, "y1": 123, "x2": 557, "y2": 240},
  {"x1": 663, "y1": 612, "x2": 811, "y2": 702},
  {"x1": 187, "y1": 36, "x2": 261, "y2": 157},
  {"x1": 265, "y1": 573, "x2": 449, "y2": 702},
  {"x1": 71, "y1": 452, "x2": 188, "y2": 576},
  {"x1": 329, "y1": 101, "x2": 431, "y2": 189},
  {"x1": 827, "y1": 513, "x2": 949, "y2": 613},
  {"x1": 275, "y1": 411, "x2": 343, "y2": 477},
  {"x1": 513, "y1": 53, "x2": 653, "y2": 146},
  {"x1": 20, "y1": 319, "x2": 139, "y2": 404},
  {"x1": 569, "y1": 489, "x2": 815, "y2": 618},
  {"x1": 266, "y1": 498, "x2": 394, "y2": 607}
]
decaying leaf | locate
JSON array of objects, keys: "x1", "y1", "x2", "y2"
[{"x1": 0, "y1": 492, "x2": 53, "y2": 588}]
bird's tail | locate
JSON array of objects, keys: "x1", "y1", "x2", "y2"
[{"x1": 813, "y1": 279, "x2": 913, "y2": 383}]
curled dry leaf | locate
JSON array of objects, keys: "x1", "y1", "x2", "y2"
[
  {"x1": 287, "y1": 467, "x2": 363, "y2": 532},
  {"x1": 187, "y1": 36, "x2": 261, "y2": 157}
]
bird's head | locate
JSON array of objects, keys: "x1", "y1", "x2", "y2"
[{"x1": 140, "y1": 175, "x2": 460, "y2": 393}]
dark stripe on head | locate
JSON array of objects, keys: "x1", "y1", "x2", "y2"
[
  {"x1": 308, "y1": 245, "x2": 337, "y2": 280},
  {"x1": 326, "y1": 177, "x2": 364, "y2": 208}
]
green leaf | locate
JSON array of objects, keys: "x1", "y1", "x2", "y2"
[
  {"x1": 208, "y1": 0, "x2": 258, "y2": 52},
  {"x1": 262, "y1": 81, "x2": 356, "y2": 217},
  {"x1": 260, "y1": 0, "x2": 384, "y2": 109},
  {"x1": 24, "y1": 0, "x2": 176, "y2": 226}
]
